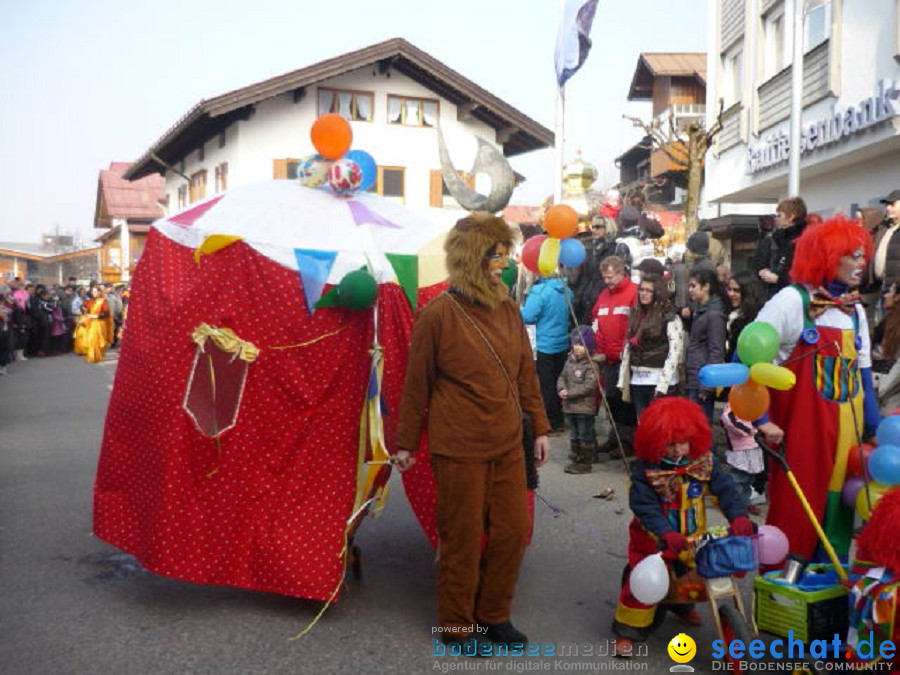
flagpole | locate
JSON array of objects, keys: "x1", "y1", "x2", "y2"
[{"x1": 554, "y1": 84, "x2": 565, "y2": 204}]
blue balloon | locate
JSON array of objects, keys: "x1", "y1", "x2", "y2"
[
  {"x1": 876, "y1": 416, "x2": 900, "y2": 448},
  {"x1": 558, "y1": 238, "x2": 586, "y2": 267},
  {"x1": 698, "y1": 363, "x2": 750, "y2": 388},
  {"x1": 868, "y1": 445, "x2": 900, "y2": 486},
  {"x1": 345, "y1": 149, "x2": 377, "y2": 192}
]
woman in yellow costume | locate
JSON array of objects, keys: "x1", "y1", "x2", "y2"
[{"x1": 78, "y1": 286, "x2": 113, "y2": 363}]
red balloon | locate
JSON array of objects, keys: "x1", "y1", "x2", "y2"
[
  {"x1": 846, "y1": 443, "x2": 875, "y2": 478},
  {"x1": 521, "y1": 235, "x2": 548, "y2": 274},
  {"x1": 310, "y1": 114, "x2": 353, "y2": 160}
]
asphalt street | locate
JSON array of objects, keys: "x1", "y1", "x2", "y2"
[{"x1": 1, "y1": 351, "x2": 792, "y2": 675}]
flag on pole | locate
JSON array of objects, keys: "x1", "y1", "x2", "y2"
[{"x1": 554, "y1": 0, "x2": 599, "y2": 87}]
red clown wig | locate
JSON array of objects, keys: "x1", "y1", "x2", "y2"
[
  {"x1": 633, "y1": 397, "x2": 712, "y2": 464},
  {"x1": 789, "y1": 215, "x2": 874, "y2": 287},
  {"x1": 856, "y1": 488, "x2": 900, "y2": 572}
]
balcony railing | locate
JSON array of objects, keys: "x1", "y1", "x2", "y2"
[{"x1": 653, "y1": 104, "x2": 707, "y2": 138}]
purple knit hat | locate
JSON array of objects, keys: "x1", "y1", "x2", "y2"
[{"x1": 570, "y1": 325, "x2": 596, "y2": 352}]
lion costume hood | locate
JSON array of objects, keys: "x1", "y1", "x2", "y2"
[{"x1": 444, "y1": 211, "x2": 518, "y2": 308}]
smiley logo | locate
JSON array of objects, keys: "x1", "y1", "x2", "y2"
[{"x1": 667, "y1": 632, "x2": 697, "y2": 664}]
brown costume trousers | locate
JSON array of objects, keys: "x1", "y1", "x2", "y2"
[{"x1": 432, "y1": 446, "x2": 530, "y2": 635}]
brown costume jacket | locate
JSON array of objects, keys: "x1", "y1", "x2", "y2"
[{"x1": 396, "y1": 292, "x2": 550, "y2": 461}]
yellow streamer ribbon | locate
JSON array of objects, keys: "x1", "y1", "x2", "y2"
[
  {"x1": 191, "y1": 323, "x2": 259, "y2": 363},
  {"x1": 267, "y1": 326, "x2": 347, "y2": 351},
  {"x1": 287, "y1": 342, "x2": 392, "y2": 641}
]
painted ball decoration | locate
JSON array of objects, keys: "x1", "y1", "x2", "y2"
[
  {"x1": 338, "y1": 270, "x2": 378, "y2": 310},
  {"x1": 297, "y1": 154, "x2": 330, "y2": 187},
  {"x1": 327, "y1": 158, "x2": 363, "y2": 195}
]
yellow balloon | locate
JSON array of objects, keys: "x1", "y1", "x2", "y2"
[
  {"x1": 194, "y1": 235, "x2": 243, "y2": 265},
  {"x1": 750, "y1": 363, "x2": 796, "y2": 391},
  {"x1": 855, "y1": 482, "x2": 894, "y2": 521},
  {"x1": 537, "y1": 237, "x2": 561, "y2": 276}
]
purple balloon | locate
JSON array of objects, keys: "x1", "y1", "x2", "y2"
[
  {"x1": 841, "y1": 476, "x2": 866, "y2": 509},
  {"x1": 755, "y1": 524, "x2": 789, "y2": 565}
]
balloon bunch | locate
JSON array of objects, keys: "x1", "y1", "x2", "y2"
[
  {"x1": 844, "y1": 415, "x2": 900, "y2": 520},
  {"x1": 299, "y1": 114, "x2": 377, "y2": 196},
  {"x1": 520, "y1": 205, "x2": 585, "y2": 276},
  {"x1": 698, "y1": 321, "x2": 795, "y2": 420}
]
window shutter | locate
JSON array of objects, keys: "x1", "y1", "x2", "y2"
[
  {"x1": 273, "y1": 159, "x2": 288, "y2": 179},
  {"x1": 429, "y1": 170, "x2": 443, "y2": 207}
]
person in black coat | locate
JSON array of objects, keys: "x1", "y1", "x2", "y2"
[{"x1": 752, "y1": 197, "x2": 808, "y2": 299}]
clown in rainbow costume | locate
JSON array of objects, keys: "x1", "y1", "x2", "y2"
[
  {"x1": 756, "y1": 215, "x2": 880, "y2": 562},
  {"x1": 612, "y1": 397, "x2": 752, "y2": 650}
]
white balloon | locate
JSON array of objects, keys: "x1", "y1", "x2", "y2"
[{"x1": 630, "y1": 552, "x2": 670, "y2": 605}]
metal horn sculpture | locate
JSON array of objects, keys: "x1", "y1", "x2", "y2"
[{"x1": 437, "y1": 127, "x2": 515, "y2": 214}]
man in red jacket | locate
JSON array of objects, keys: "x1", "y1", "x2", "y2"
[{"x1": 591, "y1": 256, "x2": 638, "y2": 458}]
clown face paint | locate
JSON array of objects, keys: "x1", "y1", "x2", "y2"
[{"x1": 836, "y1": 248, "x2": 866, "y2": 287}]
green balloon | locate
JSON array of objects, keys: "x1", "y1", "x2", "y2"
[
  {"x1": 338, "y1": 270, "x2": 377, "y2": 310},
  {"x1": 736, "y1": 321, "x2": 780, "y2": 365},
  {"x1": 501, "y1": 259, "x2": 518, "y2": 289}
]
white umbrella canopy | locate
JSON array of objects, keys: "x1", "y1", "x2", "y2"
[{"x1": 153, "y1": 180, "x2": 450, "y2": 286}]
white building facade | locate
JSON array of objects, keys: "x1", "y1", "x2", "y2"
[
  {"x1": 704, "y1": 0, "x2": 900, "y2": 217},
  {"x1": 124, "y1": 39, "x2": 552, "y2": 230}
]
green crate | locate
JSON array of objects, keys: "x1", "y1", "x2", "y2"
[{"x1": 754, "y1": 565, "x2": 849, "y2": 643}]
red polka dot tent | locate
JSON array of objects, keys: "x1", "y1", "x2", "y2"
[{"x1": 93, "y1": 180, "x2": 446, "y2": 601}]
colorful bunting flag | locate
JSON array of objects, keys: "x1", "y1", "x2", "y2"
[
  {"x1": 294, "y1": 249, "x2": 338, "y2": 314},
  {"x1": 194, "y1": 234, "x2": 243, "y2": 265},
  {"x1": 385, "y1": 253, "x2": 419, "y2": 311}
]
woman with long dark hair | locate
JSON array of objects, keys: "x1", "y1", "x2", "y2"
[
  {"x1": 724, "y1": 270, "x2": 766, "y2": 362},
  {"x1": 685, "y1": 267, "x2": 726, "y2": 424},
  {"x1": 618, "y1": 275, "x2": 685, "y2": 418}
]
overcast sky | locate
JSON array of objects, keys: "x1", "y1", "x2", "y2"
[{"x1": 0, "y1": 0, "x2": 706, "y2": 244}]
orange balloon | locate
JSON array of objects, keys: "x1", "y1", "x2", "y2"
[
  {"x1": 728, "y1": 380, "x2": 770, "y2": 421},
  {"x1": 544, "y1": 204, "x2": 578, "y2": 239},
  {"x1": 310, "y1": 114, "x2": 352, "y2": 160}
]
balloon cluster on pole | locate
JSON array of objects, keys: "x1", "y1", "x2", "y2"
[
  {"x1": 297, "y1": 114, "x2": 378, "y2": 198},
  {"x1": 698, "y1": 320, "x2": 795, "y2": 421},
  {"x1": 847, "y1": 413, "x2": 900, "y2": 520},
  {"x1": 521, "y1": 205, "x2": 584, "y2": 276}
]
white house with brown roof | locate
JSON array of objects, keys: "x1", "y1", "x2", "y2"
[
  {"x1": 124, "y1": 38, "x2": 553, "y2": 229},
  {"x1": 93, "y1": 162, "x2": 166, "y2": 282}
]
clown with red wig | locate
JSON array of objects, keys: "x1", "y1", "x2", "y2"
[
  {"x1": 844, "y1": 489, "x2": 900, "y2": 667},
  {"x1": 612, "y1": 397, "x2": 751, "y2": 651},
  {"x1": 756, "y1": 215, "x2": 879, "y2": 563}
]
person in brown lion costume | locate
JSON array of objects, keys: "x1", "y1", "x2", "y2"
[{"x1": 395, "y1": 212, "x2": 551, "y2": 656}]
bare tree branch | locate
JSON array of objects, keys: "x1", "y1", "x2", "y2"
[
  {"x1": 668, "y1": 114, "x2": 686, "y2": 144},
  {"x1": 624, "y1": 114, "x2": 690, "y2": 165},
  {"x1": 704, "y1": 99, "x2": 726, "y2": 144}
]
